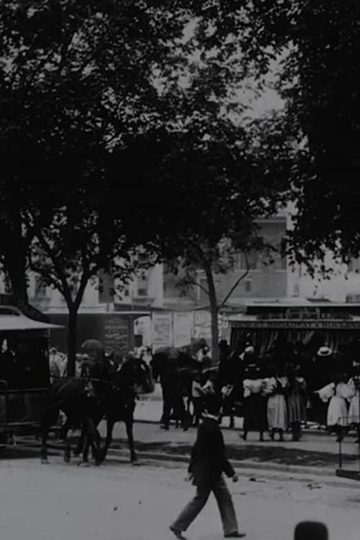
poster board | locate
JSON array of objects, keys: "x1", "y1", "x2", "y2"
[
  {"x1": 193, "y1": 311, "x2": 230, "y2": 341},
  {"x1": 104, "y1": 316, "x2": 129, "y2": 356},
  {"x1": 152, "y1": 312, "x2": 173, "y2": 350},
  {"x1": 173, "y1": 312, "x2": 193, "y2": 348}
]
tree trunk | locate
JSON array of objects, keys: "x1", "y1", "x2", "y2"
[
  {"x1": 1, "y1": 228, "x2": 49, "y2": 322},
  {"x1": 66, "y1": 304, "x2": 78, "y2": 377},
  {"x1": 0, "y1": 205, "x2": 29, "y2": 303},
  {"x1": 203, "y1": 261, "x2": 219, "y2": 363},
  {"x1": 3, "y1": 247, "x2": 28, "y2": 305}
]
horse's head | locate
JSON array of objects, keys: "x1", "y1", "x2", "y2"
[
  {"x1": 134, "y1": 358, "x2": 155, "y2": 394},
  {"x1": 80, "y1": 339, "x2": 104, "y2": 364},
  {"x1": 114, "y1": 353, "x2": 154, "y2": 395}
]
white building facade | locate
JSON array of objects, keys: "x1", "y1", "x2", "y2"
[{"x1": 2, "y1": 205, "x2": 360, "y2": 352}]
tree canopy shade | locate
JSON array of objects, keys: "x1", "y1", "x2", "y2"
[
  {"x1": 110, "y1": 116, "x2": 290, "y2": 359},
  {"x1": 0, "y1": 0, "x2": 292, "y2": 367},
  {"x1": 0, "y1": 0, "x2": 280, "y2": 275},
  {"x1": 240, "y1": 1, "x2": 360, "y2": 265},
  {"x1": 0, "y1": 0, "x2": 195, "y2": 371}
]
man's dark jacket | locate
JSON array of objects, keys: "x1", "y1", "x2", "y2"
[{"x1": 188, "y1": 416, "x2": 235, "y2": 487}]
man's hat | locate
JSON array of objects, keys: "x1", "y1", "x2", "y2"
[
  {"x1": 317, "y1": 346, "x2": 332, "y2": 357},
  {"x1": 245, "y1": 363, "x2": 260, "y2": 374}
]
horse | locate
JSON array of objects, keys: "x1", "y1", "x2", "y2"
[
  {"x1": 152, "y1": 346, "x2": 184, "y2": 429},
  {"x1": 39, "y1": 369, "x2": 106, "y2": 465},
  {"x1": 80, "y1": 352, "x2": 155, "y2": 464},
  {"x1": 152, "y1": 342, "x2": 211, "y2": 430},
  {"x1": 211, "y1": 352, "x2": 245, "y2": 429}
]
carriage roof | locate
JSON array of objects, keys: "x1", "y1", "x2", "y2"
[{"x1": 0, "y1": 306, "x2": 62, "y2": 332}]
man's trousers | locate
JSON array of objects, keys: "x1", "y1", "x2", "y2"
[{"x1": 171, "y1": 475, "x2": 238, "y2": 535}]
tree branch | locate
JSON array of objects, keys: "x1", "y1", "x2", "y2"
[
  {"x1": 179, "y1": 275, "x2": 209, "y2": 296},
  {"x1": 27, "y1": 216, "x2": 73, "y2": 306},
  {"x1": 28, "y1": 259, "x2": 66, "y2": 298},
  {"x1": 74, "y1": 268, "x2": 91, "y2": 312},
  {"x1": 219, "y1": 251, "x2": 250, "y2": 309}
]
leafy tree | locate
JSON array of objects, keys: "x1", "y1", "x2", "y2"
[
  {"x1": 0, "y1": 0, "x2": 217, "y2": 371},
  {"x1": 110, "y1": 113, "x2": 290, "y2": 360},
  {"x1": 0, "y1": 0, "x2": 292, "y2": 369},
  {"x1": 26, "y1": 203, "x2": 156, "y2": 375},
  {"x1": 100, "y1": 4, "x2": 293, "y2": 361},
  {"x1": 237, "y1": 1, "x2": 360, "y2": 267}
]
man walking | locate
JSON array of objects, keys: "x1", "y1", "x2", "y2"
[{"x1": 170, "y1": 398, "x2": 246, "y2": 539}]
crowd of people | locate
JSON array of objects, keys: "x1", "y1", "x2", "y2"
[
  {"x1": 150, "y1": 338, "x2": 360, "y2": 444},
  {"x1": 218, "y1": 341, "x2": 360, "y2": 443},
  {"x1": 48, "y1": 344, "x2": 153, "y2": 382},
  {"x1": 6, "y1": 334, "x2": 360, "y2": 445}
]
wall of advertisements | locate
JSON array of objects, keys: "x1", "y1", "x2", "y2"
[{"x1": 151, "y1": 311, "x2": 230, "y2": 350}]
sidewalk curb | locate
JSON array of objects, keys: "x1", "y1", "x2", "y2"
[
  {"x1": 134, "y1": 418, "x2": 336, "y2": 437},
  {"x1": 105, "y1": 448, "x2": 360, "y2": 489},
  {"x1": 37, "y1": 441, "x2": 360, "y2": 488},
  {"x1": 109, "y1": 449, "x2": 336, "y2": 478},
  {"x1": 45, "y1": 440, "x2": 335, "y2": 477}
]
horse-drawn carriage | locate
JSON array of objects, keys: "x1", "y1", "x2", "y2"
[{"x1": 0, "y1": 306, "x2": 62, "y2": 447}]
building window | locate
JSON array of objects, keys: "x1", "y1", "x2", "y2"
[
  {"x1": 234, "y1": 251, "x2": 259, "y2": 270},
  {"x1": 245, "y1": 279, "x2": 252, "y2": 292},
  {"x1": 346, "y1": 294, "x2": 360, "y2": 303},
  {"x1": 137, "y1": 288, "x2": 147, "y2": 297},
  {"x1": 348, "y1": 257, "x2": 360, "y2": 273}
]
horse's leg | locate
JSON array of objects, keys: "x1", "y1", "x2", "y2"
[
  {"x1": 61, "y1": 419, "x2": 72, "y2": 463},
  {"x1": 90, "y1": 427, "x2": 102, "y2": 466},
  {"x1": 40, "y1": 401, "x2": 58, "y2": 464},
  {"x1": 80, "y1": 418, "x2": 101, "y2": 466},
  {"x1": 74, "y1": 425, "x2": 85, "y2": 457},
  {"x1": 125, "y1": 418, "x2": 138, "y2": 464},
  {"x1": 40, "y1": 413, "x2": 52, "y2": 464},
  {"x1": 88, "y1": 419, "x2": 102, "y2": 466},
  {"x1": 78, "y1": 424, "x2": 91, "y2": 464},
  {"x1": 99, "y1": 418, "x2": 114, "y2": 463}
]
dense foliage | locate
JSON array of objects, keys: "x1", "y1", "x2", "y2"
[
  {"x1": 0, "y1": 1, "x2": 295, "y2": 367},
  {"x1": 239, "y1": 1, "x2": 360, "y2": 265}
]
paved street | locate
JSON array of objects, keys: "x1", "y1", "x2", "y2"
[{"x1": 1, "y1": 456, "x2": 360, "y2": 540}]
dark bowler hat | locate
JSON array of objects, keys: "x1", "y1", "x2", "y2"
[{"x1": 244, "y1": 363, "x2": 260, "y2": 376}]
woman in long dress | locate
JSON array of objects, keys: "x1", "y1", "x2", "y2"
[
  {"x1": 317, "y1": 375, "x2": 353, "y2": 441},
  {"x1": 347, "y1": 365, "x2": 360, "y2": 441},
  {"x1": 286, "y1": 365, "x2": 307, "y2": 441},
  {"x1": 264, "y1": 367, "x2": 288, "y2": 442},
  {"x1": 241, "y1": 364, "x2": 267, "y2": 441}
]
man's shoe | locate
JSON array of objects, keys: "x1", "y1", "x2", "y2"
[
  {"x1": 224, "y1": 532, "x2": 246, "y2": 538},
  {"x1": 169, "y1": 525, "x2": 187, "y2": 539}
]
